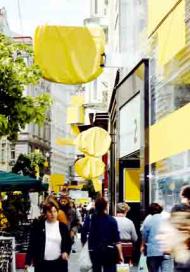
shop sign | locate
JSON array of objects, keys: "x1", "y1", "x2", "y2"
[{"x1": 119, "y1": 94, "x2": 140, "y2": 157}]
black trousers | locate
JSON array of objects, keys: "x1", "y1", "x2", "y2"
[
  {"x1": 90, "y1": 252, "x2": 116, "y2": 272},
  {"x1": 35, "y1": 258, "x2": 68, "y2": 272}
]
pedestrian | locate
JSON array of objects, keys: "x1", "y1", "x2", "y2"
[
  {"x1": 115, "y1": 202, "x2": 138, "y2": 243},
  {"x1": 81, "y1": 197, "x2": 124, "y2": 272},
  {"x1": 115, "y1": 202, "x2": 138, "y2": 264},
  {"x1": 158, "y1": 185, "x2": 190, "y2": 271},
  {"x1": 25, "y1": 198, "x2": 72, "y2": 272},
  {"x1": 142, "y1": 203, "x2": 173, "y2": 272}
]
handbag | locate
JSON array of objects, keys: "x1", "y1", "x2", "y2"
[
  {"x1": 79, "y1": 241, "x2": 92, "y2": 272},
  {"x1": 25, "y1": 266, "x2": 34, "y2": 272},
  {"x1": 137, "y1": 253, "x2": 148, "y2": 272},
  {"x1": 117, "y1": 263, "x2": 130, "y2": 272}
]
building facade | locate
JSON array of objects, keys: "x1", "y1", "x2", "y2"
[
  {"x1": 107, "y1": 0, "x2": 190, "y2": 217},
  {"x1": 50, "y1": 83, "x2": 77, "y2": 180}
]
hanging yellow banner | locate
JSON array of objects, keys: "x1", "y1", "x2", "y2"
[
  {"x1": 75, "y1": 127, "x2": 111, "y2": 157},
  {"x1": 92, "y1": 178, "x2": 102, "y2": 192},
  {"x1": 50, "y1": 174, "x2": 65, "y2": 193},
  {"x1": 74, "y1": 156, "x2": 105, "y2": 179},
  {"x1": 34, "y1": 25, "x2": 105, "y2": 84}
]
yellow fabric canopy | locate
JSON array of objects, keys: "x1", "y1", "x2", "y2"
[
  {"x1": 92, "y1": 178, "x2": 102, "y2": 192},
  {"x1": 34, "y1": 25, "x2": 105, "y2": 84},
  {"x1": 74, "y1": 156, "x2": 105, "y2": 179},
  {"x1": 75, "y1": 127, "x2": 111, "y2": 157},
  {"x1": 70, "y1": 125, "x2": 80, "y2": 136},
  {"x1": 66, "y1": 106, "x2": 85, "y2": 124}
]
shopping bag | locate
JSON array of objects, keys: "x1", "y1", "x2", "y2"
[
  {"x1": 117, "y1": 263, "x2": 130, "y2": 272},
  {"x1": 79, "y1": 242, "x2": 92, "y2": 272},
  {"x1": 138, "y1": 254, "x2": 148, "y2": 272},
  {"x1": 25, "y1": 266, "x2": 34, "y2": 272}
]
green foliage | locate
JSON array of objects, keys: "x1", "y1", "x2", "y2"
[
  {"x1": 12, "y1": 150, "x2": 46, "y2": 178},
  {"x1": 0, "y1": 33, "x2": 52, "y2": 141},
  {"x1": 27, "y1": 150, "x2": 45, "y2": 169},
  {"x1": 2, "y1": 192, "x2": 30, "y2": 230}
]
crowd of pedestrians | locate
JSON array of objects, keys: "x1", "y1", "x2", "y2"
[{"x1": 24, "y1": 184, "x2": 190, "y2": 272}]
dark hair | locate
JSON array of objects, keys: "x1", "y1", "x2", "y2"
[
  {"x1": 43, "y1": 199, "x2": 59, "y2": 214},
  {"x1": 181, "y1": 185, "x2": 190, "y2": 201},
  {"x1": 95, "y1": 197, "x2": 107, "y2": 214},
  {"x1": 148, "y1": 203, "x2": 163, "y2": 215}
]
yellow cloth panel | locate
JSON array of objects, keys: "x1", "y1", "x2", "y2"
[
  {"x1": 70, "y1": 125, "x2": 80, "y2": 136},
  {"x1": 34, "y1": 25, "x2": 105, "y2": 84},
  {"x1": 148, "y1": 0, "x2": 179, "y2": 35},
  {"x1": 55, "y1": 137, "x2": 75, "y2": 146},
  {"x1": 76, "y1": 127, "x2": 111, "y2": 157},
  {"x1": 158, "y1": 0, "x2": 185, "y2": 65},
  {"x1": 92, "y1": 179, "x2": 102, "y2": 192},
  {"x1": 50, "y1": 174, "x2": 65, "y2": 193},
  {"x1": 66, "y1": 106, "x2": 84, "y2": 124},
  {"x1": 74, "y1": 156, "x2": 105, "y2": 179},
  {"x1": 124, "y1": 169, "x2": 140, "y2": 202},
  {"x1": 150, "y1": 103, "x2": 190, "y2": 163},
  {"x1": 70, "y1": 96, "x2": 84, "y2": 106}
]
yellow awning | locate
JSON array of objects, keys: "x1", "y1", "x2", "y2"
[
  {"x1": 157, "y1": 0, "x2": 185, "y2": 65},
  {"x1": 148, "y1": 0, "x2": 179, "y2": 35},
  {"x1": 34, "y1": 25, "x2": 105, "y2": 84},
  {"x1": 150, "y1": 102, "x2": 190, "y2": 163}
]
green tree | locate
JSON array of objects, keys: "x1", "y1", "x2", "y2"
[
  {"x1": 0, "y1": 33, "x2": 52, "y2": 141},
  {"x1": 12, "y1": 150, "x2": 46, "y2": 178}
]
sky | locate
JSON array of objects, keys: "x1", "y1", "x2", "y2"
[{"x1": 0, "y1": 0, "x2": 90, "y2": 36}]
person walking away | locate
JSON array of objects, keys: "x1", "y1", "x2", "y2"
[
  {"x1": 25, "y1": 198, "x2": 72, "y2": 272},
  {"x1": 115, "y1": 203, "x2": 138, "y2": 264},
  {"x1": 158, "y1": 185, "x2": 190, "y2": 272},
  {"x1": 81, "y1": 197, "x2": 124, "y2": 272},
  {"x1": 142, "y1": 203, "x2": 173, "y2": 272}
]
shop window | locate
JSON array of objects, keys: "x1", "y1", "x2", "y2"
[
  {"x1": 150, "y1": 150, "x2": 190, "y2": 210},
  {"x1": 10, "y1": 144, "x2": 15, "y2": 160},
  {"x1": 0, "y1": 143, "x2": 6, "y2": 163}
]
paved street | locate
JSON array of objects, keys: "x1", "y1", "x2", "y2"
[{"x1": 68, "y1": 234, "x2": 82, "y2": 272}]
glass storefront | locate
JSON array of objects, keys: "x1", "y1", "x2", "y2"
[{"x1": 150, "y1": 151, "x2": 190, "y2": 211}]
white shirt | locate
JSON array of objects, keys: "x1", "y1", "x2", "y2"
[{"x1": 44, "y1": 221, "x2": 61, "y2": 260}]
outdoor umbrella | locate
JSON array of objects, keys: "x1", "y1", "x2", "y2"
[{"x1": 0, "y1": 171, "x2": 48, "y2": 191}]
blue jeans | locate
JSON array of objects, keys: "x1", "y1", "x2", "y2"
[{"x1": 147, "y1": 256, "x2": 173, "y2": 272}]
